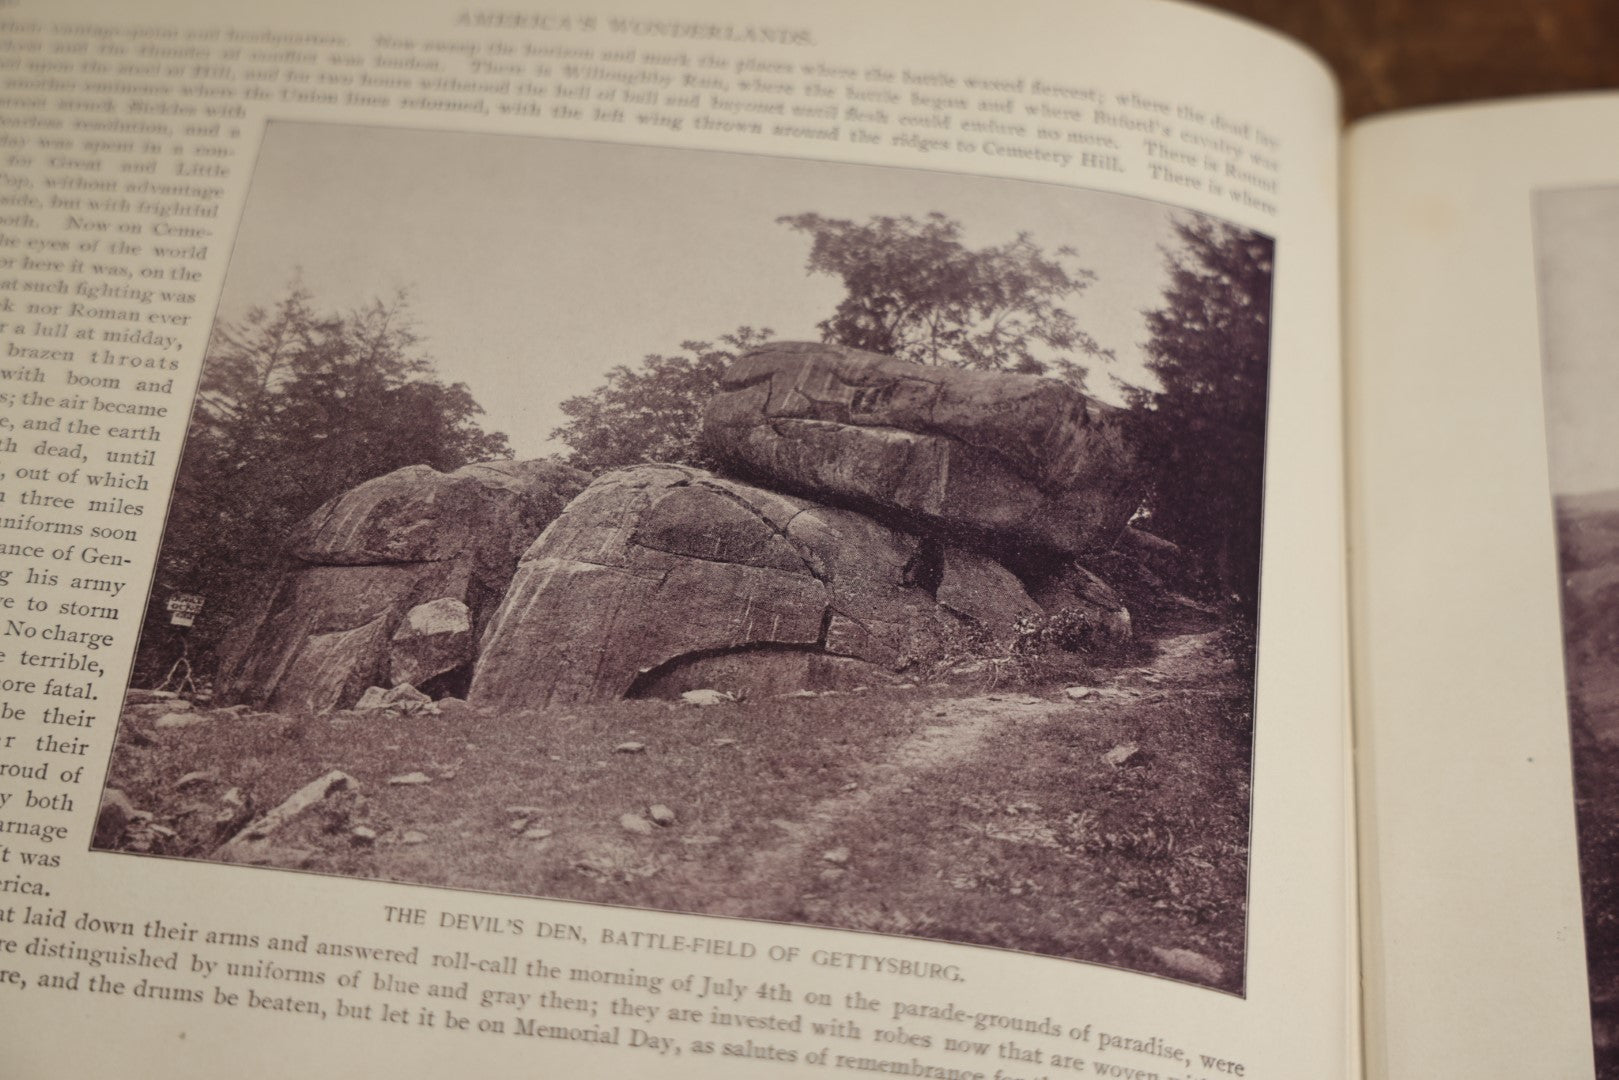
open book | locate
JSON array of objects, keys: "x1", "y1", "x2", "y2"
[{"x1": 0, "y1": 0, "x2": 1608, "y2": 1075}]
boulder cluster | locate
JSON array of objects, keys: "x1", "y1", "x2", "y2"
[
  {"x1": 216, "y1": 459, "x2": 590, "y2": 712},
  {"x1": 217, "y1": 342, "x2": 1149, "y2": 712}
]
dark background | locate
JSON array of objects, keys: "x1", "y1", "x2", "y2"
[{"x1": 1200, "y1": 0, "x2": 1619, "y2": 120}]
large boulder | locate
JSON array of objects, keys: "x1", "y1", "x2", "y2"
[
  {"x1": 389, "y1": 598, "x2": 474, "y2": 689},
  {"x1": 1087, "y1": 526, "x2": 1218, "y2": 624},
  {"x1": 217, "y1": 459, "x2": 589, "y2": 712},
  {"x1": 285, "y1": 459, "x2": 585, "y2": 581},
  {"x1": 700, "y1": 341, "x2": 1142, "y2": 558},
  {"x1": 1018, "y1": 559, "x2": 1133, "y2": 649},
  {"x1": 1111, "y1": 525, "x2": 1189, "y2": 585},
  {"x1": 468, "y1": 465, "x2": 1039, "y2": 708}
]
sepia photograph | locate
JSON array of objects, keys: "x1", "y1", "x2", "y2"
[
  {"x1": 94, "y1": 121, "x2": 1275, "y2": 994},
  {"x1": 1535, "y1": 184, "x2": 1619, "y2": 1073}
]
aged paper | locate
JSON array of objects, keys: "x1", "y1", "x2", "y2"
[{"x1": 0, "y1": 1, "x2": 1350, "y2": 1075}]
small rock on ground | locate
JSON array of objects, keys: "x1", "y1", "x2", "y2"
[
  {"x1": 125, "y1": 689, "x2": 181, "y2": 707},
  {"x1": 95, "y1": 789, "x2": 135, "y2": 847},
  {"x1": 680, "y1": 689, "x2": 736, "y2": 707},
  {"x1": 155, "y1": 712, "x2": 210, "y2": 729},
  {"x1": 1150, "y1": 946, "x2": 1224, "y2": 984},
  {"x1": 1103, "y1": 743, "x2": 1142, "y2": 768}
]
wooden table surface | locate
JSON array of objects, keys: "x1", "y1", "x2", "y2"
[{"x1": 1199, "y1": 0, "x2": 1619, "y2": 120}]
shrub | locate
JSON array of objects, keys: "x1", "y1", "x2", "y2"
[{"x1": 1013, "y1": 607, "x2": 1122, "y2": 656}]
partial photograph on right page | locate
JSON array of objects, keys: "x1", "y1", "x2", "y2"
[{"x1": 1534, "y1": 184, "x2": 1619, "y2": 1078}]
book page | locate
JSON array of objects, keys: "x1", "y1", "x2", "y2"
[
  {"x1": 0, "y1": 1, "x2": 1349, "y2": 1075},
  {"x1": 1345, "y1": 96, "x2": 1619, "y2": 1079}
]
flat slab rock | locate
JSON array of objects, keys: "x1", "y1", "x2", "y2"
[
  {"x1": 700, "y1": 342, "x2": 1143, "y2": 558},
  {"x1": 213, "y1": 770, "x2": 356, "y2": 864},
  {"x1": 468, "y1": 465, "x2": 1039, "y2": 708}
]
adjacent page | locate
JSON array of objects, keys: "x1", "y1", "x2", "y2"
[
  {"x1": 0, "y1": 1, "x2": 1349, "y2": 1075},
  {"x1": 1346, "y1": 97, "x2": 1619, "y2": 1079}
]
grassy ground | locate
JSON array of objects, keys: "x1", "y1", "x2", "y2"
[
  {"x1": 1572, "y1": 733, "x2": 1619, "y2": 1077},
  {"x1": 99, "y1": 620, "x2": 1254, "y2": 993}
]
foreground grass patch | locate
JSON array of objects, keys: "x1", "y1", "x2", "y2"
[
  {"x1": 1572, "y1": 735, "x2": 1619, "y2": 1074},
  {"x1": 100, "y1": 629, "x2": 1252, "y2": 992}
]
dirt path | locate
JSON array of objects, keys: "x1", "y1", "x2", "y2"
[
  {"x1": 710, "y1": 629, "x2": 1224, "y2": 918},
  {"x1": 709, "y1": 693, "x2": 1065, "y2": 918}
]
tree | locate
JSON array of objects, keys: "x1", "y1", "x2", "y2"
[
  {"x1": 1128, "y1": 216, "x2": 1274, "y2": 607},
  {"x1": 551, "y1": 327, "x2": 772, "y2": 472},
  {"x1": 777, "y1": 211, "x2": 1108, "y2": 383},
  {"x1": 138, "y1": 284, "x2": 510, "y2": 684}
]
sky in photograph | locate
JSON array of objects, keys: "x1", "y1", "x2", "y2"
[
  {"x1": 1537, "y1": 185, "x2": 1619, "y2": 495},
  {"x1": 221, "y1": 122, "x2": 1216, "y2": 460}
]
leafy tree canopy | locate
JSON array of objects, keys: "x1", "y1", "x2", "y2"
[
  {"x1": 1128, "y1": 216, "x2": 1274, "y2": 606},
  {"x1": 778, "y1": 211, "x2": 1108, "y2": 383},
  {"x1": 551, "y1": 327, "x2": 773, "y2": 473}
]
